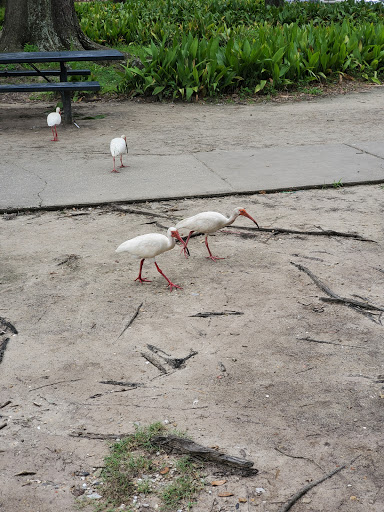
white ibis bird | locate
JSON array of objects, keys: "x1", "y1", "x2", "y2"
[
  {"x1": 110, "y1": 135, "x2": 128, "y2": 173},
  {"x1": 176, "y1": 207, "x2": 259, "y2": 261},
  {"x1": 47, "y1": 107, "x2": 61, "y2": 141},
  {"x1": 116, "y1": 227, "x2": 186, "y2": 291}
]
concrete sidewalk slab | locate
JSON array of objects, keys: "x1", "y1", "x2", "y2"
[
  {"x1": 196, "y1": 143, "x2": 384, "y2": 192},
  {"x1": 1, "y1": 141, "x2": 384, "y2": 211}
]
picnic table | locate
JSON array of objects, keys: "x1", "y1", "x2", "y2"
[{"x1": 0, "y1": 49, "x2": 124, "y2": 123}]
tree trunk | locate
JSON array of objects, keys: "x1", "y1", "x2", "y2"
[{"x1": 0, "y1": 0, "x2": 104, "y2": 52}]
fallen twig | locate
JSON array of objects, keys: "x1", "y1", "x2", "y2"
[
  {"x1": 297, "y1": 336, "x2": 366, "y2": 349},
  {"x1": 231, "y1": 225, "x2": 376, "y2": 242},
  {"x1": 99, "y1": 380, "x2": 143, "y2": 387},
  {"x1": 69, "y1": 430, "x2": 129, "y2": 440},
  {"x1": 29, "y1": 378, "x2": 82, "y2": 391},
  {"x1": 320, "y1": 296, "x2": 384, "y2": 312},
  {"x1": 0, "y1": 338, "x2": 10, "y2": 365},
  {"x1": 274, "y1": 447, "x2": 324, "y2": 471},
  {"x1": 190, "y1": 310, "x2": 244, "y2": 318},
  {"x1": 291, "y1": 262, "x2": 384, "y2": 323},
  {"x1": 0, "y1": 400, "x2": 11, "y2": 409},
  {"x1": 141, "y1": 352, "x2": 168, "y2": 374},
  {"x1": 147, "y1": 344, "x2": 198, "y2": 369},
  {"x1": 118, "y1": 302, "x2": 143, "y2": 338},
  {"x1": 0, "y1": 317, "x2": 18, "y2": 334},
  {"x1": 278, "y1": 455, "x2": 361, "y2": 512},
  {"x1": 0, "y1": 422, "x2": 8, "y2": 430},
  {"x1": 56, "y1": 254, "x2": 80, "y2": 267},
  {"x1": 151, "y1": 435, "x2": 258, "y2": 475}
]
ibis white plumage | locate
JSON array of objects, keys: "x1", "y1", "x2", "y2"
[
  {"x1": 47, "y1": 107, "x2": 61, "y2": 141},
  {"x1": 110, "y1": 135, "x2": 128, "y2": 173},
  {"x1": 176, "y1": 207, "x2": 259, "y2": 261},
  {"x1": 116, "y1": 227, "x2": 186, "y2": 291}
]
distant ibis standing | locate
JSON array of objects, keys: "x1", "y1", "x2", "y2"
[
  {"x1": 47, "y1": 107, "x2": 61, "y2": 141},
  {"x1": 176, "y1": 207, "x2": 259, "y2": 261},
  {"x1": 110, "y1": 135, "x2": 128, "y2": 172},
  {"x1": 116, "y1": 227, "x2": 186, "y2": 291}
]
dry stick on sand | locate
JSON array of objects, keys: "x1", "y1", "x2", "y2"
[
  {"x1": 278, "y1": 455, "x2": 361, "y2": 512},
  {"x1": 141, "y1": 352, "x2": 168, "y2": 374},
  {"x1": 118, "y1": 302, "x2": 143, "y2": 338},
  {"x1": 291, "y1": 262, "x2": 384, "y2": 323},
  {"x1": 190, "y1": 310, "x2": 244, "y2": 318},
  {"x1": 232, "y1": 225, "x2": 376, "y2": 242},
  {"x1": 297, "y1": 336, "x2": 367, "y2": 349},
  {"x1": 146, "y1": 344, "x2": 198, "y2": 369},
  {"x1": 151, "y1": 435, "x2": 258, "y2": 474}
]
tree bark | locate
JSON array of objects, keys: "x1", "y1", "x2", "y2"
[{"x1": 0, "y1": 0, "x2": 104, "y2": 52}]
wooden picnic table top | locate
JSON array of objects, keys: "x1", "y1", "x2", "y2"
[{"x1": 0, "y1": 49, "x2": 124, "y2": 65}]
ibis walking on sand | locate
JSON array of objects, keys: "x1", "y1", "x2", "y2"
[
  {"x1": 110, "y1": 135, "x2": 128, "y2": 172},
  {"x1": 116, "y1": 227, "x2": 187, "y2": 291},
  {"x1": 47, "y1": 107, "x2": 61, "y2": 141},
  {"x1": 176, "y1": 207, "x2": 259, "y2": 261}
]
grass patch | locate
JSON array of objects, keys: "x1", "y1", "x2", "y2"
[{"x1": 95, "y1": 423, "x2": 204, "y2": 511}]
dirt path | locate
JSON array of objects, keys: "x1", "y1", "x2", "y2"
[
  {"x1": 1, "y1": 90, "x2": 384, "y2": 512},
  {"x1": 1, "y1": 185, "x2": 383, "y2": 512}
]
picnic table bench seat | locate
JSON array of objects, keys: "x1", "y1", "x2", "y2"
[{"x1": 0, "y1": 49, "x2": 124, "y2": 123}]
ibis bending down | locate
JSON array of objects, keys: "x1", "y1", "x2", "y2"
[
  {"x1": 47, "y1": 107, "x2": 61, "y2": 141},
  {"x1": 116, "y1": 227, "x2": 186, "y2": 291},
  {"x1": 110, "y1": 135, "x2": 128, "y2": 173},
  {"x1": 176, "y1": 207, "x2": 259, "y2": 261}
]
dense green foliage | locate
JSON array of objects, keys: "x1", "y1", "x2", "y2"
[
  {"x1": 2, "y1": 1, "x2": 384, "y2": 100},
  {"x1": 74, "y1": 0, "x2": 384, "y2": 99},
  {"x1": 75, "y1": 0, "x2": 384, "y2": 46}
]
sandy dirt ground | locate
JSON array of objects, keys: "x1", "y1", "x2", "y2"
[{"x1": 1, "y1": 89, "x2": 384, "y2": 512}]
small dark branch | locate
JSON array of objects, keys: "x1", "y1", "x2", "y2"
[
  {"x1": 141, "y1": 352, "x2": 168, "y2": 374},
  {"x1": 0, "y1": 317, "x2": 18, "y2": 334},
  {"x1": 291, "y1": 262, "x2": 384, "y2": 324},
  {"x1": 278, "y1": 456, "x2": 361, "y2": 512},
  {"x1": 147, "y1": 344, "x2": 171, "y2": 357},
  {"x1": 290, "y1": 262, "x2": 337, "y2": 297},
  {"x1": 233, "y1": 225, "x2": 375, "y2": 242},
  {"x1": 56, "y1": 254, "x2": 80, "y2": 267},
  {"x1": 99, "y1": 381, "x2": 143, "y2": 388},
  {"x1": 146, "y1": 345, "x2": 198, "y2": 369},
  {"x1": 165, "y1": 350, "x2": 198, "y2": 369},
  {"x1": 0, "y1": 338, "x2": 10, "y2": 364},
  {"x1": 297, "y1": 336, "x2": 366, "y2": 349},
  {"x1": 320, "y1": 297, "x2": 384, "y2": 312},
  {"x1": 151, "y1": 435, "x2": 258, "y2": 475},
  {"x1": 0, "y1": 422, "x2": 8, "y2": 430},
  {"x1": 274, "y1": 447, "x2": 324, "y2": 471},
  {"x1": 0, "y1": 400, "x2": 11, "y2": 409},
  {"x1": 109, "y1": 204, "x2": 173, "y2": 220},
  {"x1": 29, "y1": 378, "x2": 83, "y2": 391},
  {"x1": 297, "y1": 336, "x2": 340, "y2": 346},
  {"x1": 69, "y1": 431, "x2": 129, "y2": 440},
  {"x1": 190, "y1": 311, "x2": 244, "y2": 318},
  {"x1": 62, "y1": 211, "x2": 91, "y2": 217},
  {"x1": 118, "y1": 302, "x2": 143, "y2": 338}
]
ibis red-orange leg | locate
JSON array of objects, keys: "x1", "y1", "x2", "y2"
[
  {"x1": 205, "y1": 235, "x2": 224, "y2": 262},
  {"x1": 179, "y1": 230, "x2": 194, "y2": 258},
  {"x1": 119, "y1": 155, "x2": 127, "y2": 168},
  {"x1": 135, "y1": 259, "x2": 151, "y2": 283},
  {"x1": 154, "y1": 262, "x2": 182, "y2": 291},
  {"x1": 111, "y1": 157, "x2": 120, "y2": 173}
]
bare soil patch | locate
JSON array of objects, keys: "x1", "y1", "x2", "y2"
[{"x1": 1, "y1": 183, "x2": 383, "y2": 512}]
